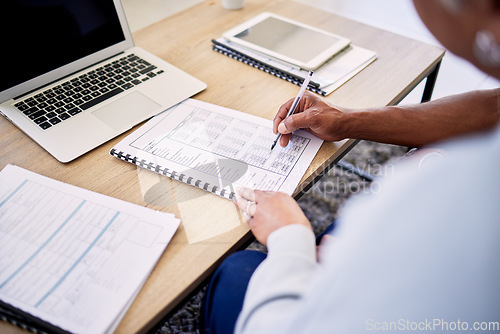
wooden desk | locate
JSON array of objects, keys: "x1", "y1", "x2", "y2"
[{"x1": 0, "y1": 0, "x2": 444, "y2": 333}]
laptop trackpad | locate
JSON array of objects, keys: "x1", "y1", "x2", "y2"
[{"x1": 92, "y1": 91, "x2": 160, "y2": 130}]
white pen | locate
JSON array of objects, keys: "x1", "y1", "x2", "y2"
[{"x1": 270, "y1": 70, "x2": 314, "y2": 150}]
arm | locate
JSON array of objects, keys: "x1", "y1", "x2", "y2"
[
  {"x1": 234, "y1": 224, "x2": 317, "y2": 334},
  {"x1": 274, "y1": 88, "x2": 500, "y2": 148},
  {"x1": 233, "y1": 189, "x2": 317, "y2": 334}
]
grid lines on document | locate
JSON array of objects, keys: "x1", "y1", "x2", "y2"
[
  {"x1": 0, "y1": 179, "x2": 142, "y2": 314},
  {"x1": 147, "y1": 107, "x2": 311, "y2": 176},
  {"x1": 268, "y1": 135, "x2": 311, "y2": 174}
]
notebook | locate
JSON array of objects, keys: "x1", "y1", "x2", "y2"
[
  {"x1": 110, "y1": 99, "x2": 323, "y2": 199},
  {"x1": 0, "y1": 0, "x2": 207, "y2": 163},
  {"x1": 0, "y1": 164, "x2": 180, "y2": 333},
  {"x1": 212, "y1": 37, "x2": 376, "y2": 96}
]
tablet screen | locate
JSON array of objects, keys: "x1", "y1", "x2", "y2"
[{"x1": 234, "y1": 16, "x2": 340, "y2": 64}]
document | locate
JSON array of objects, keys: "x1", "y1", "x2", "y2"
[
  {"x1": 0, "y1": 165, "x2": 180, "y2": 333},
  {"x1": 214, "y1": 38, "x2": 377, "y2": 95},
  {"x1": 111, "y1": 98, "x2": 324, "y2": 198}
]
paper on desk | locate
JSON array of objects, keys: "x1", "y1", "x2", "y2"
[
  {"x1": 112, "y1": 99, "x2": 323, "y2": 243},
  {"x1": 113, "y1": 98, "x2": 323, "y2": 197},
  {"x1": 0, "y1": 165, "x2": 180, "y2": 334},
  {"x1": 316, "y1": 45, "x2": 377, "y2": 94},
  {"x1": 214, "y1": 38, "x2": 377, "y2": 95}
]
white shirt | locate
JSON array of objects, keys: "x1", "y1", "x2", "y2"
[{"x1": 235, "y1": 126, "x2": 500, "y2": 334}]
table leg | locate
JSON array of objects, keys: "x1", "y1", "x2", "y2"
[{"x1": 421, "y1": 60, "x2": 442, "y2": 103}]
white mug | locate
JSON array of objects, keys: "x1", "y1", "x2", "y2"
[{"x1": 222, "y1": 0, "x2": 245, "y2": 10}]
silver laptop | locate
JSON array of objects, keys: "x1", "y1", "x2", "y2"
[{"x1": 0, "y1": 0, "x2": 206, "y2": 163}]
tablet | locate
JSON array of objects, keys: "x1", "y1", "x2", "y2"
[{"x1": 222, "y1": 12, "x2": 350, "y2": 70}]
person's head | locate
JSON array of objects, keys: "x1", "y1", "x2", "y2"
[{"x1": 413, "y1": 0, "x2": 500, "y2": 79}]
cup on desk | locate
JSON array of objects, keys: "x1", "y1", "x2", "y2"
[{"x1": 222, "y1": 0, "x2": 245, "y2": 10}]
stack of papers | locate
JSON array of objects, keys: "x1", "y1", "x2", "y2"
[
  {"x1": 0, "y1": 165, "x2": 180, "y2": 333},
  {"x1": 212, "y1": 37, "x2": 377, "y2": 95}
]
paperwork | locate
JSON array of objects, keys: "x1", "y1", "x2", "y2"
[
  {"x1": 0, "y1": 165, "x2": 180, "y2": 333},
  {"x1": 111, "y1": 99, "x2": 324, "y2": 198},
  {"x1": 213, "y1": 37, "x2": 377, "y2": 95}
]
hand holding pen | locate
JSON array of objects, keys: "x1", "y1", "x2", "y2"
[{"x1": 271, "y1": 71, "x2": 314, "y2": 150}]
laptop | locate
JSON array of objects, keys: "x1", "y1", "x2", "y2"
[{"x1": 0, "y1": 0, "x2": 207, "y2": 163}]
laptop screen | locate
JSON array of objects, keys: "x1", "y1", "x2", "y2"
[{"x1": 1, "y1": 0, "x2": 125, "y2": 93}]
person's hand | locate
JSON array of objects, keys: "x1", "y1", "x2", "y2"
[
  {"x1": 273, "y1": 91, "x2": 350, "y2": 147},
  {"x1": 235, "y1": 187, "x2": 312, "y2": 247}
]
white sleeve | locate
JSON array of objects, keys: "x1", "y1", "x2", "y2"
[
  {"x1": 234, "y1": 224, "x2": 317, "y2": 334},
  {"x1": 234, "y1": 128, "x2": 500, "y2": 333}
]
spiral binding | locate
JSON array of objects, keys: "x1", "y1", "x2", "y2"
[
  {"x1": 110, "y1": 149, "x2": 235, "y2": 200},
  {"x1": 0, "y1": 314, "x2": 47, "y2": 334},
  {"x1": 212, "y1": 45, "x2": 327, "y2": 96},
  {"x1": 0, "y1": 300, "x2": 57, "y2": 334}
]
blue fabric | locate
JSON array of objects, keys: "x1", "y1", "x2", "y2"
[
  {"x1": 316, "y1": 221, "x2": 336, "y2": 245},
  {"x1": 201, "y1": 222, "x2": 336, "y2": 334},
  {"x1": 200, "y1": 250, "x2": 267, "y2": 334}
]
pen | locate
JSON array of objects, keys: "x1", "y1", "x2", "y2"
[{"x1": 271, "y1": 70, "x2": 314, "y2": 150}]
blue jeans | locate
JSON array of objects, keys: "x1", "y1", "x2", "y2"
[{"x1": 200, "y1": 222, "x2": 336, "y2": 334}]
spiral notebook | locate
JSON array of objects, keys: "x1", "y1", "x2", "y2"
[
  {"x1": 212, "y1": 38, "x2": 377, "y2": 96},
  {"x1": 110, "y1": 99, "x2": 323, "y2": 199}
]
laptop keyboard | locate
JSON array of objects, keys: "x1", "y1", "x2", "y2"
[{"x1": 13, "y1": 53, "x2": 164, "y2": 130}]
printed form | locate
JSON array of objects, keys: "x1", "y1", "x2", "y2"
[
  {"x1": 114, "y1": 98, "x2": 323, "y2": 197},
  {"x1": 0, "y1": 165, "x2": 180, "y2": 333}
]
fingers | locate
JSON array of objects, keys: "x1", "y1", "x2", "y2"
[
  {"x1": 276, "y1": 111, "x2": 311, "y2": 147},
  {"x1": 274, "y1": 91, "x2": 319, "y2": 135},
  {"x1": 235, "y1": 195, "x2": 256, "y2": 217},
  {"x1": 236, "y1": 187, "x2": 256, "y2": 202},
  {"x1": 278, "y1": 112, "x2": 311, "y2": 134},
  {"x1": 279, "y1": 133, "x2": 291, "y2": 148},
  {"x1": 235, "y1": 187, "x2": 258, "y2": 219},
  {"x1": 273, "y1": 98, "x2": 294, "y2": 134}
]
